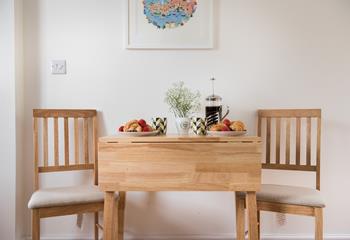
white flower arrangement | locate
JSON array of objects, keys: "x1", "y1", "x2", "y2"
[{"x1": 164, "y1": 81, "x2": 201, "y2": 118}]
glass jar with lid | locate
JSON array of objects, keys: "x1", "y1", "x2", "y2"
[{"x1": 205, "y1": 78, "x2": 229, "y2": 126}]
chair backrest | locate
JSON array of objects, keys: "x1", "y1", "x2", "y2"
[
  {"x1": 33, "y1": 109, "x2": 98, "y2": 190},
  {"x1": 257, "y1": 109, "x2": 321, "y2": 190}
]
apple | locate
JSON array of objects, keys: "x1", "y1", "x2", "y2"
[
  {"x1": 138, "y1": 119, "x2": 147, "y2": 127},
  {"x1": 118, "y1": 126, "x2": 124, "y2": 132},
  {"x1": 221, "y1": 125, "x2": 230, "y2": 131},
  {"x1": 223, "y1": 119, "x2": 231, "y2": 127},
  {"x1": 142, "y1": 126, "x2": 151, "y2": 132}
]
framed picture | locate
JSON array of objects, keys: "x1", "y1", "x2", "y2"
[{"x1": 125, "y1": 0, "x2": 214, "y2": 49}]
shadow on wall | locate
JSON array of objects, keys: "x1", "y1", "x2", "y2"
[
  {"x1": 125, "y1": 192, "x2": 197, "y2": 236},
  {"x1": 123, "y1": 192, "x2": 229, "y2": 237},
  {"x1": 97, "y1": 110, "x2": 108, "y2": 137},
  {"x1": 23, "y1": 0, "x2": 42, "y2": 235}
]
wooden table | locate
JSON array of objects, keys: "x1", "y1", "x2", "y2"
[{"x1": 98, "y1": 135, "x2": 262, "y2": 240}]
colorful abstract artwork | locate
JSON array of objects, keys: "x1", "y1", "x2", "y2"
[
  {"x1": 143, "y1": 0, "x2": 197, "y2": 29},
  {"x1": 127, "y1": 0, "x2": 213, "y2": 49}
]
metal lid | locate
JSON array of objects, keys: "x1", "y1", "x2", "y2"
[
  {"x1": 206, "y1": 77, "x2": 222, "y2": 101},
  {"x1": 206, "y1": 94, "x2": 222, "y2": 101}
]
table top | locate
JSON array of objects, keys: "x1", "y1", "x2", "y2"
[{"x1": 99, "y1": 134, "x2": 261, "y2": 143}]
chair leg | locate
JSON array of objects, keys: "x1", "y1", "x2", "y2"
[
  {"x1": 32, "y1": 209, "x2": 40, "y2": 240},
  {"x1": 118, "y1": 192, "x2": 126, "y2": 240},
  {"x1": 94, "y1": 212, "x2": 99, "y2": 240},
  {"x1": 315, "y1": 208, "x2": 323, "y2": 240},
  {"x1": 235, "y1": 193, "x2": 245, "y2": 240}
]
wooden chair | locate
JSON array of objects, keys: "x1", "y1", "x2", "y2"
[
  {"x1": 236, "y1": 109, "x2": 324, "y2": 240},
  {"x1": 28, "y1": 109, "x2": 125, "y2": 240}
]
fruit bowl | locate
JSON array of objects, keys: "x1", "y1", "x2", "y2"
[
  {"x1": 207, "y1": 119, "x2": 247, "y2": 136},
  {"x1": 117, "y1": 131, "x2": 159, "y2": 137},
  {"x1": 207, "y1": 130, "x2": 247, "y2": 137},
  {"x1": 117, "y1": 119, "x2": 158, "y2": 137}
]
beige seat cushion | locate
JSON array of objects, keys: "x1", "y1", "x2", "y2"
[
  {"x1": 28, "y1": 185, "x2": 112, "y2": 209},
  {"x1": 238, "y1": 184, "x2": 325, "y2": 208}
]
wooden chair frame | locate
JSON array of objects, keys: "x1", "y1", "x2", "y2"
[
  {"x1": 31, "y1": 109, "x2": 126, "y2": 240},
  {"x1": 235, "y1": 109, "x2": 323, "y2": 240}
]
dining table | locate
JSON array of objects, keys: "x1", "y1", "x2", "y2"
[{"x1": 98, "y1": 135, "x2": 262, "y2": 240}]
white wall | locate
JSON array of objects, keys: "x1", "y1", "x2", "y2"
[
  {"x1": 22, "y1": 0, "x2": 350, "y2": 239},
  {"x1": 0, "y1": 0, "x2": 19, "y2": 239}
]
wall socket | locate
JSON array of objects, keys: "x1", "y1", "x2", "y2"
[
  {"x1": 51, "y1": 60, "x2": 66, "y2": 74},
  {"x1": 276, "y1": 213, "x2": 287, "y2": 226}
]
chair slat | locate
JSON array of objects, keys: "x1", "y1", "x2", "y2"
[
  {"x1": 64, "y1": 117, "x2": 69, "y2": 166},
  {"x1": 306, "y1": 117, "x2": 312, "y2": 166},
  {"x1": 316, "y1": 117, "x2": 321, "y2": 190},
  {"x1": 285, "y1": 118, "x2": 291, "y2": 164},
  {"x1": 43, "y1": 117, "x2": 48, "y2": 167},
  {"x1": 275, "y1": 118, "x2": 281, "y2": 164},
  {"x1": 74, "y1": 118, "x2": 79, "y2": 164},
  {"x1": 84, "y1": 118, "x2": 89, "y2": 164},
  {"x1": 266, "y1": 118, "x2": 271, "y2": 164},
  {"x1": 92, "y1": 116, "x2": 98, "y2": 184},
  {"x1": 54, "y1": 117, "x2": 59, "y2": 166},
  {"x1": 296, "y1": 117, "x2": 301, "y2": 165},
  {"x1": 33, "y1": 117, "x2": 39, "y2": 190}
]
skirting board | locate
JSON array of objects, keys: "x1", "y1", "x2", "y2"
[{"x1": 24, "y1": 234, "x2": 350, "y2": 240}]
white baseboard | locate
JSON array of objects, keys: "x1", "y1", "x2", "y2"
[{"x1": 24, "y1": 233, "x2": 350, "y2": 240}]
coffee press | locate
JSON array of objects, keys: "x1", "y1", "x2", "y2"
[{"x1": 205, "y1": 77, "x2": 229, "y2": 127}]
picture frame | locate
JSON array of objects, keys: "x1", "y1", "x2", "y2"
[{"x1": 125, "y1": 0, "x2": 214, "y2": 49}]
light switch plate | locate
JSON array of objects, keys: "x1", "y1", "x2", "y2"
[{"x1": 51, "y1": 60, "x2": 66, "y2": 74}]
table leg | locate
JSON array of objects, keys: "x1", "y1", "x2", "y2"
[
  {"x1": 104, "y1": 191, "x2": 116, "y2": 240},
  {"x1": 118, "y1": 191, "x2": 126, "y2": 240},
  {"x1": 246, "y1": 191, "x2": 259, "y2": 240},
  {"x1": 235, "y1": 192, "x2": 245, "y2": 240}
]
